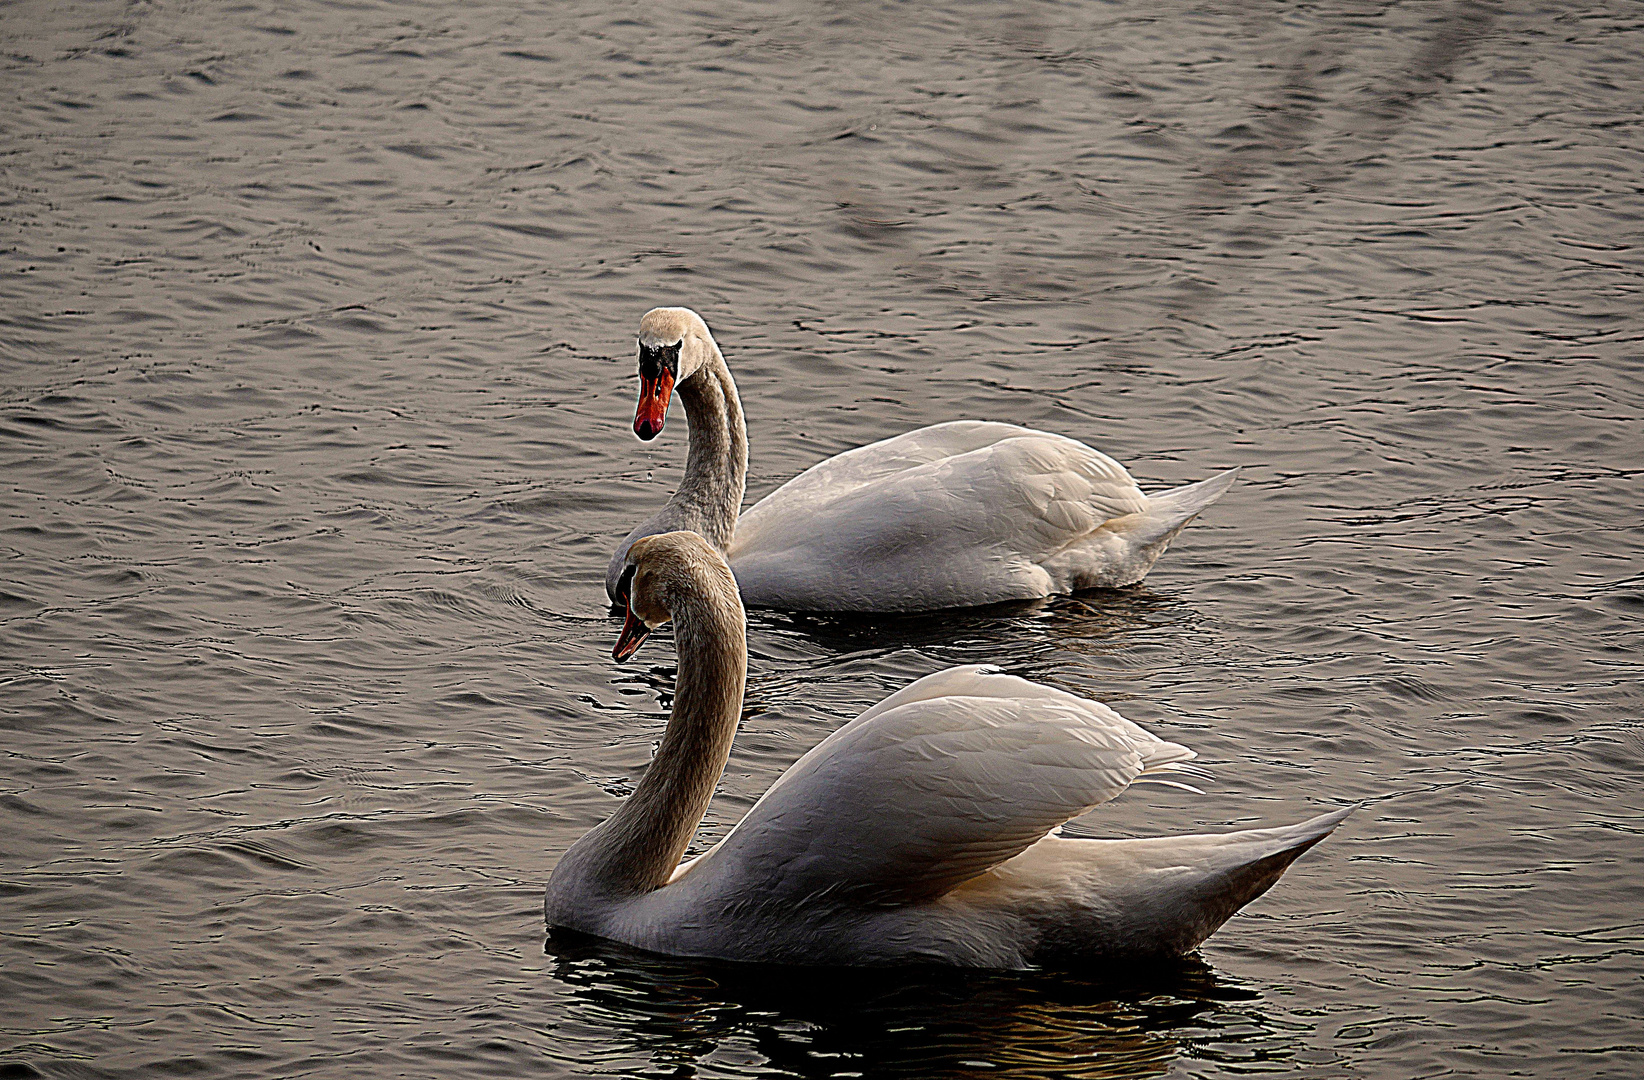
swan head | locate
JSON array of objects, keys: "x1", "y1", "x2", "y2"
[
  {"x1": 633, "y1": 307, "x2": 716, "y2": 441},
  {"x1": 612, "y1": 530, "x2": 740, "y2": 662}
]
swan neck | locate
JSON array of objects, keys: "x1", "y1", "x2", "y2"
[
  {"x1": 672, "y1": 343, "x2": 747, "y2": 552},
  {"x1": 569, "y1": 595, "x2": 746, "y2": 897}
]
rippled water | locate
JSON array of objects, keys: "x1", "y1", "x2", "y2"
[{"x1": 3, "y1": 1, "x2": 1641, "y2": 1077}]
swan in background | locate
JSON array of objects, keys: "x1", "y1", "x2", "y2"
[
  {"x1": 551, "y1": 531, "x2": 1351, "y2": 968},
  {"x1": 605, "y1": 307, "x2": 1239, "y2": 613}
]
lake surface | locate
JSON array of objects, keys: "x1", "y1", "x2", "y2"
[{"x1": 2, "y1": 1, "x2": 1641, "y2": 1077}]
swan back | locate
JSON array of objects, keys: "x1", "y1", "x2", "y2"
[
  {"x1": 728, "y1": 421, "x2": 1152, "y2": 610},
  {"x1": 671, "y1": 665, "x2": 1197, "y2": 907}
]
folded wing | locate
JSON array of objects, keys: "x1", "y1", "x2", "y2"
[
  {"x1": 681, "y1": 666, "x2": 1196, "y2": 906},
  {"x1": 733, "y1": 421, "x2": 1147, "y2": 558}
]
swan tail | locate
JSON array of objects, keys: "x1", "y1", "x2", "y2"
[
  {"x1": 1047, "y1": 466, "x2": 1238, "y2": 591},
  {"x1": 1138, "y1": 806, "x2": 1352, "y2": 957},
  {"x1": 1190, "y1": 805, "x2": 1351, "y2": 910},
  {"x1": 1137, "y1": 466, "x2": 1240, "y2": 547},
  {"x1": 1035, "y1": 806, "x2": 1353, "y2": 963}
]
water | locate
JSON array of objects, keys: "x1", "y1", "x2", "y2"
[{"x1": 2, "y1": 0, "x2": 1640, "y2": 1076}]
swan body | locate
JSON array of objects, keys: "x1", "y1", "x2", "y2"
[
  {"x1": 552, "y1": 532, "x2": 1349, "y2": 968},
  {"x1": 606, "y1": 307, "x2": 1238, "y2": 613}
]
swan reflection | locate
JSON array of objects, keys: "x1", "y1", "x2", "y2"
[
  {"x1": 547, "y1": 929, "x2": 1289, "y2": 1079},
  {"x1": 750, "y1": 587, "x2": 1193, "y2": 666}
]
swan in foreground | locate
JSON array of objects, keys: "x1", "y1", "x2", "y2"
[
  {"x1": 552, "y1": 531, "x2": 1350, "y2": 967},
  {"x1": 605, "y1": 307, "x2": 1239, "y2": 613}
]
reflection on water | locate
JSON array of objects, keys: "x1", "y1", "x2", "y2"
[
  {"x1": 754, "y1": 590, "x2": 1188, "y2": 660},
  {"x1": 547, "y1": 930, "x2": 1285, "y2": 1079},
  {"x1": 3, "y1": 0, "x2": 1642, "y2": 1077},
  {"x1": 747, "y1": 590, "x2": 1200, "y2": 702}
]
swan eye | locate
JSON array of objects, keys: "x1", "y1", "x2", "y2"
[
  {"x1": 616, "y1": 564, "x2": 637, "y2": 607},
  {"x1": 638, "y1": 341, "x2": 681, "y2": 380}
]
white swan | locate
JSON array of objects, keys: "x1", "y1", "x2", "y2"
[
  {"x1": 552, "y1": 531, "x2": 1350, "y2": 968},
  {"x1": 605, "y1": 307, "x2": 1239, "y2": 613}
]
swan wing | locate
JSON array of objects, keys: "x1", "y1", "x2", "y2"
[
  {"x1": 684, "y1": 666, "x2": 1195, "y2": 906},
  {"x1": 737, "y1": 421, "x2": 1146, "y2": 545},
  {"x1": 737, "y1": 420, "x2": 1038, "y2": 523},
  {"x1": 729, "y1": 424, "x2": 1151, "y2": 610}
]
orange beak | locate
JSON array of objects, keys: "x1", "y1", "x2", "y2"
[
  {"x1": 634, "y1": 369, "x2": 674, "y2": 441},
  {"x1": 613, "y1": 605, "x2": 652, "y2": 662}
]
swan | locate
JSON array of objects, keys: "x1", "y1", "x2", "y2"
[
  {"x1": 605, "y1": 307, "x2": 1240, "y2": 613},
  {"x1": 550, "y1": 530, "x2": 1350, "y2": 968}
]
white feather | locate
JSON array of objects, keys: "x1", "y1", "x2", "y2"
[
  {"x1": 729, "y1": 422, "x2": 1236, "y2": 612},
  {"x1": 682, "y1": 666, "x2": 1192, "y2": 905}
]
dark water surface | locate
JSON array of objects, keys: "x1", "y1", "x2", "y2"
[{"x1": 3, "y1": 1, "x2": 1642, "y2": 1076}]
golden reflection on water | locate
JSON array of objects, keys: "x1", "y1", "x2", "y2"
[{"x1": 546, "y1": 929, "x2": 1286, "y2": 1079}]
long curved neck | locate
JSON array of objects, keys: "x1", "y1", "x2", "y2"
[
  {"x1": 603, "y1": 339, "x2": 750, "y2": 602},
  {"x1": 668, "y1": 344, "x2": 747, "y2": 552},
  {"x1": 563, "y1": 594, "x2": 747, "y2": 898}
]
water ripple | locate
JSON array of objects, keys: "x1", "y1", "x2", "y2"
[{"x1": 2, "y1": 1, "x2": 1641, "y2": 1078}]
